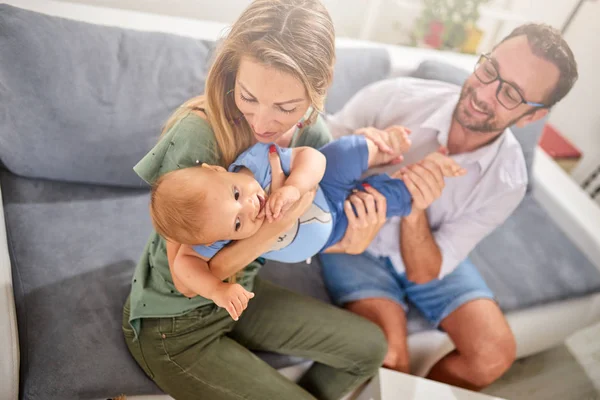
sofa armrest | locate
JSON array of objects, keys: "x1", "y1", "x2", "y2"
[
  {"x1": 0, "y1": 181, "x2": 20, "y2": 400},
  {"x1": 532, "y1": 147, "x2": 600, "y2": 271}
]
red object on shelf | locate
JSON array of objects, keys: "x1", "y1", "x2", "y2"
[
  {"x1": 538, "y1": 123, "x2": 582, "y2": 159},
  {"x1": 423, "y1": 20, "x2": 444, "y2": 49}
]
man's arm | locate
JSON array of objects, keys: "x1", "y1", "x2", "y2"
[
  {"x1": 402, "y1": 186, "x2": 526, "y2": 282},
  {"x1": 401, "y1": 209, "x2": 442, "y2": 283}
]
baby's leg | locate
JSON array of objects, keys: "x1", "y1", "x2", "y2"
[
  {"x1": 422, "y1": 152, "x2": 467, "y2": 177},
  {"x1": 319, "y1": 135, "x2": 371, "y2": 188},
  {"x1": 364, "y1": 128, "x2": 411, "y2": 167},
  {"x1": 361, "y1": 174, "x2": 412, "y2": 218}
]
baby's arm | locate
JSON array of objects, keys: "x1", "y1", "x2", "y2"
[
  {"x1": 173, "y1": 244, "x2": 254, "y2": 320},
  {"x1": 266, "y1": 145, "x2": 325, "y2": 221},
  {"x1": 167, "y1": 241, "x2": 195, "y2": 297},
  {"x1": 210, "y1": 189, "x2": 316, "y2": 279},
  {"x1": 286, "y1": 146, "x2": 326, "y2": 193}
]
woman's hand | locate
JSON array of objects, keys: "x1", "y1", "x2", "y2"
[{"x1": 323, "y1": 184, "x2": 387, "y2": 255}]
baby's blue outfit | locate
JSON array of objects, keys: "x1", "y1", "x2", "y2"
[{"x1": 194, "y1": 135, "x2": 412, "y2": 263}]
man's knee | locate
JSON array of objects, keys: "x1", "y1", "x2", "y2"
[
  {"x1": 383, "y1": 345, "x2": 410, "y2": 374},
  {"x1": 467, "y1": 332, "x2": 516, "y2": 388}
]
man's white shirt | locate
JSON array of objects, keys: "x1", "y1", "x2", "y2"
[{"x1": 326, "y1": 78, "x2": 527, "y2": 278}]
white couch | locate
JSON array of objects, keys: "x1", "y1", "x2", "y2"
[{"x1": 2, "y1": 1, "x2": 600, "y2": 399}]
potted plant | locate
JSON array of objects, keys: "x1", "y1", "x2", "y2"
[{"x1": 413, "y1": 0, "x2": 490, "y2": 52}]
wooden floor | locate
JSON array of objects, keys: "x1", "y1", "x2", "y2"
[{"x1": 482, "y1": 322, "x2": 600, "y2": 400}]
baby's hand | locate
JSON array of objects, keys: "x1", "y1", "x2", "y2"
[
  {"x1": 266, "y1": 185, "x2": 301, "y2": 222},
  {"x1": 212, "y1": 282, "x2": 255, "y2": 321},
  {"x1": 423, "y1": 152, "x2": 467, "y2": 177}
]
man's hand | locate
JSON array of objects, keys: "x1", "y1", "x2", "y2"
[
  {"x1": 266, "y1": 185, "x2": 301, "y2": 222},
  {"x1": 393, "y1": 147, "x2": 461, "y2": 218},
  {"x1": 211, "y1": 282, "x2": 255, "y2": 321}
]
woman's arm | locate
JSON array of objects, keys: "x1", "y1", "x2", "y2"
[{"x1": 209, "y1": 189, "x2": 315, "y2": 280}]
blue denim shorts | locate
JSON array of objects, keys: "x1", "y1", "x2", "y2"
[{"x1": 319, "y1": 251, "x2": 495, "y2": 327}]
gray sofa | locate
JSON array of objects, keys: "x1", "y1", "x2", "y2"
[{"x1": 2, "y1": 4, "x2": 600, "y2": 400}]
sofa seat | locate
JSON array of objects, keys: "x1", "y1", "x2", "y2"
[{"x1": 3, "y1": 167, "x2": 600, "y2": 398}]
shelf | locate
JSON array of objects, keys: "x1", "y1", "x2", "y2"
[{"x1": 394, "y1": 0, "x2": 529, "y2": 23}]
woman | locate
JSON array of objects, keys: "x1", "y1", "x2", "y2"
[{"x1": 122, "y1": 1, "x2": 389, "y2": 399}]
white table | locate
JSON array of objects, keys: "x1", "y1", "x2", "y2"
[{"x1": 354, "y1": 368, "x2": 506, "y2": 400}]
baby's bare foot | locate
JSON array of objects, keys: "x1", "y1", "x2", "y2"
[{"x1": 425, "y1": 152, "x2": 466, "y2": 177}]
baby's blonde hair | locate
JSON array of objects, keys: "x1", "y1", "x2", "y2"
[
  {"x1": 162, "y1": 0, "x2": 336, "y2": 167},
  {"x1": 150, "y1": 167, "x2": 213, "y2": 246}
]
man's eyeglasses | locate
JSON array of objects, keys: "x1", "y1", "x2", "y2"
[{"x1": 473, "y1": 54, "x2": 546, "y2": 110}]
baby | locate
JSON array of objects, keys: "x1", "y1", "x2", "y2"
[{"x1": 150, "y1": 130, "x2": 465, "y2": 320}]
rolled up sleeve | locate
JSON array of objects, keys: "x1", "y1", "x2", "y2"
[{"x1": 433, "y1": 184, "x2": 526, "y2": 278}]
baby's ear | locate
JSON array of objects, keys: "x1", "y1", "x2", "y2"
[{"x1": 201, "y1": 163, "x2": 227, "y2": 173}]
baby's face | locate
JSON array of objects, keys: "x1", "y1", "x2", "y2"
[{"x1": 202, "y1": 168, "x2": 267, "y2": 242}]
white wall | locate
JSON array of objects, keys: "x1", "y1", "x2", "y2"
[
  {"x1": 55, "y1": 0, "x2": 371, "y2": 38},
  {"x1": 545, "y1": 1, "x2": 600, "y2": 192}
]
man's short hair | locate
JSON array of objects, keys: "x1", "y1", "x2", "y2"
[{"x1": 496, "y1": 23, "x2": 578, "y2": 108}]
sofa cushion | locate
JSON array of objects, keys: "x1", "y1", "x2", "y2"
[
  {"x1": 412, "y1": 60, "x2": 547, "y2": 191},
  {"x1": 5, "y1": 167, "x2": 600, "y2": 398},
  {"x1": 470, "y1": 194, "x2": 600, "y2": 311},
  {"x1": 325, "y1": 47, "x2": 391, "y2": 114},
  {"x1": 0, "y1": 4, "x2": 213, "y2": 188},
  {"x1": 2, "y1": 171, "x2": 159, "y2": 399}
]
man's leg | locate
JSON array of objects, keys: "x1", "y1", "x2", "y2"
[
  {"x1": 346, "y1": 298, "x2": 411, "y2": 373},
  {"x1": 427, "y1": 298, "x2": 516, "y2": 391},
  {"x1": 319, "y1": 252, "x2": 411, "y2": 373},
  {"x1": 404, "y1": 259, "x2": 516, "y2": 391}
]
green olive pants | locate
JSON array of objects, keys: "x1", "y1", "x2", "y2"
[{"x1": 122, "y1": 277, "x2": 386, "y2": 400}]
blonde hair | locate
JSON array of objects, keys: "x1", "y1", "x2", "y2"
[
  {"x1": 162, "y1": 0, "x2": 336, "y2": 168},
  {"x1": 150, "y1": 167, "x2": 213, "y2": 246}
]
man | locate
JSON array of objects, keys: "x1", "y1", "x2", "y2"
[{"x1": 319, "y1": 23, "x2": 578, "y2": 390}]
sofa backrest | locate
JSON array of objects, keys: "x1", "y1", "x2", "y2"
[
  {"x1": 0, "y1": 5, "x2": 212, "y2": 188},
  {"x1": 0, "y1": 5, "x2": 390, "y2": 188}
]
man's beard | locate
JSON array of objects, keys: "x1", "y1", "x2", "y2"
[{"x1": 453, "y1": 85, "x2": 523, "y2": 134}]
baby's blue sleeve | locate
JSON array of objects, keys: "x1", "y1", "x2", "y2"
[
  {"x1": 229, "y1": 143, "x2": 293, "y2": 187},
  {"x1": 193, "y1": 240, "x2": 230, "y2": 259}
]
